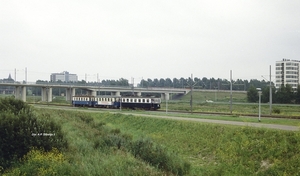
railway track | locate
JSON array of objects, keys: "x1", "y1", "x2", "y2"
[
  {"x1": 32, "y1": 104, "x2": 300, "y2": 131},
  {"x1": 156, "y1": 109, "x2": 300, "y2": 119},
  {"x1": 30, "y1": 102, "x2": 300, "y2": 120}
]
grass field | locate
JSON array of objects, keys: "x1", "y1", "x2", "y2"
[
  {"x1": 95, "y1": 112, "x2": 300, "y2": 175},
  {"x1": 4, "y1": 108, "x2": 300, "y2": 175}
]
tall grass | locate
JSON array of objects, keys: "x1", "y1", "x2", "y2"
[
  {"x1": 4, "y1": 107, "x2": 300, "y2": 175},
  {"x1": 3, "y1": 109, "x2": 188, "y2": 175},
  {"x1": 95, "y1": 112, "x2": 300, "y2": 175}
]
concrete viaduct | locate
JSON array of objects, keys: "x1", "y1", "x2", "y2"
[{"x1": 0, "y1": 83, "x2": 190, "y2": 102}]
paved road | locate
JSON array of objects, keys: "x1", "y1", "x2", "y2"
[{"x1": 34, "y1": 105, "x2": 299, "y2": 131}]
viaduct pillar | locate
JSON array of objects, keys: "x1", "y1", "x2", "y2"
[
  {"x1": 14, "y1": 86, "x2": 27, "y2": 102},
  {"x1": 161, "y1": 93, "x2": 170, "y2": 100},
  {"x1": 87, "y1": 90, "x2": 97, "y2": 96},
  {"x1": 41, "y1": 87, "x2": 52, "y2": 102},
  {"x1": 15, "y1": 86, "x2": 21, "y2": 100},
  {"x1": 66, "y1": 88, "x2": 75, "y2": 101},
  {"x1": 48, "y1": 88, "x2": 52, "y2": 102},
  {"x1": 111, "y1": 91, "x2": 120, "y2": 96},
  {"x1": 21, "y1": 86, "x2": 26, "y2": 102}
]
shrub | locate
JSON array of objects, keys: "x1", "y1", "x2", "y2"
[
  {"x1": 0, "y1": 98, "x2": 68, "y2": 170},
  {"x1": 78, "y1": 112, "x2": 94, "y2": 124},
  {"x1": 0, "y1": 97, "x2": 31, "y2": 115},
  {"x1": 130, "y1": 138, "x2": 190, "y2": 175},
  {"x1": 272, "y1": 108, "x2": 281, "y2": 114},
  {"x1": 94, "y1": 128, "x2": 132, "y2": 150},
  {"x1": 3, "y1": 148, "x2": 82, "y2": 176}
]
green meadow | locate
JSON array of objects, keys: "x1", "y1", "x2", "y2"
[{"x1": 3, "y1": 108, "x2": 300, "y2": 175}]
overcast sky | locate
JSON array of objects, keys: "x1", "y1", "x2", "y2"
[{"x1": 1, "y1": 0, "x2": 300, "y2": 83}]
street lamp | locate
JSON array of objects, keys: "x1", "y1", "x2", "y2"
[
  {"x1": 120, "y1": 96, "x2": 122, "y2": 111},
  {"x1": 257, "y1": 88, "x2": 262, "y2": 122},
  {"x1": 166, "y1": 96, "x2": 168, "y2": 114}
]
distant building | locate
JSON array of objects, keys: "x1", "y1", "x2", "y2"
[
  {"x1": 50, "y1": 71, "x2": 78, "y2": 82},
  {"x1": 0, "y1": 73, "x2": 14, "y2": 83},
  {"x1": 275, "y1": 58, "x2": 300, "y2": 90},
  {"x1": 0, "y1": 74, "x2": 15, "y2": 94}
]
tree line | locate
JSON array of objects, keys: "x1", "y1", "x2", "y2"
[
  {"x1": 2, "y1": 76, "x2": 300, "y2": 104},
  {"x1": 38, "y1": 76, "x2": 272, "y2": 91},
  {"x1": 247, "y1": 84, "x2": 300, "y2": 104},
  {"x1": 139, "y1": 77, "x2": 270, "y2": 91}
]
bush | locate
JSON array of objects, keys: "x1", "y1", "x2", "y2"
[
  {"x1": 0, "y1": 98, "x2": 68, "y2": 170},
  {"x1": 3, "y1": 148, "x2": 82, "y2": 176},
  {"x1": 272, "y1": 108, "x2": 281, "y2": 114},
  {"x1": 130, "y1": 138, "x2": 190, "y2": 175},
  {"x1": 93, "y1": 127, "x2": 132, "y2": 150},
  {"x1": 0, "y1": 97, "x2": 31, "y2": 115}
]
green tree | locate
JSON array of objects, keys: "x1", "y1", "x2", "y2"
[
  {"x1": 0, "y1": 97, "x2": 68, "y2": 169},
  {"x1": 247, "y1": 85, "x2": 258, "y2": 102},
  {"x1": 295, "y1": 85, "x2": 300, "y2": 104},
  {"x1": 261, "y1": 86, "x2": 275, "y2": 103},
  {"x1": 275, "y1": 84, "x2": 293, "y2": 104},
  {"x1": 117, "y1": 78, "x2": 129, "y2": 86}
]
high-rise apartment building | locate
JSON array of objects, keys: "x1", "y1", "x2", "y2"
[
  {"x1": 275, "y1": 59, "x2": 300, "y2": 90},
  {"x1": 50, "y1": 71, "x2": 78, "y2": 82}
]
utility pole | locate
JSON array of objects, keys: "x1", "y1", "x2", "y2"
[
  {"x1": 15, "y1": 68, "x2": 16, "y2": 82},
  {"x1": 25, "y1": 67, "x2": 27, "y2": 83},
  {"x1": 190, "y1": 74, "x2": 193, "y2": 113},
  {"x1": 131, "y1": 77, "x2": 134, "y2": 96},
  {"x1": 230, "y1": 70, "x2": 233, "y2": 114},
  {"x1": 269, "y1": 65, "x2": 272, "y2": 115},
  {"x1": 262, "y1": 65, "x2": 273, "y2": 115},
  {"x1": 188, "y1": 74, "x2": 198, "y2": 114}
]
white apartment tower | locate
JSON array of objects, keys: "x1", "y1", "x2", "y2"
[
  {"x1": 50, "y1": 71, "x2": 78, "y2": 82},
  {"x1": 275, "y1": 58, "x2": 300, "y2": 90}
]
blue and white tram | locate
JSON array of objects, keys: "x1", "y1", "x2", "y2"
[
  {"x1": 72, "y1": 96, "x2": 94, "y2": 107},
  {"x1": 93, "y1": 96, "x2": 120, "y2": 108},
  {"x1": 72, "y1": 95, "x2": 161, "y2": 110},
  {"x1": 120, "y1": 97, "x2": 161, "y2": 110}
]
